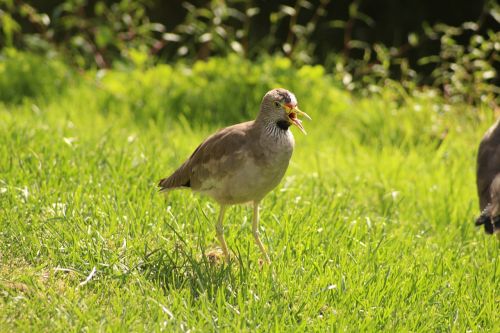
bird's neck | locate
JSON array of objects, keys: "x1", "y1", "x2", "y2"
[
  {"x1": 256, "y1": 118, "x2": 288, "y2": 138},
  {"x1": 276, "y1": 120, "x2": 291, "y2": 130},
  {"x1": 255, "y1": 109, "x2": 293, "y2": 141}
]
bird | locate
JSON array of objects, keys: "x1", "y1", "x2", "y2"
[
  {"x1": 475, "y1": 118, "x2": 500, "y2": 238},
  {"x1": 158, "y1": 88, "x2": 311, "y2": 263}
]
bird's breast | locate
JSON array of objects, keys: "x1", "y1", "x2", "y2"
[
  {"x1": 208, "y1": 157, "x2": 290, "y2": 204},
  {"x1": 194, "y1": 129, "x2": 294, "y2": 204}
]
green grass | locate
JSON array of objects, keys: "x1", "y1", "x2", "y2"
[{"x1": 0, "y1": 54, "x2": 499, "y2": 332}]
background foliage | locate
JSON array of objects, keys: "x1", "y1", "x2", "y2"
[{"x1": 0, "y1": 0, "x2": 499, "y2": 105}]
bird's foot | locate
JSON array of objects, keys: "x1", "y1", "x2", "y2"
[
  {"x1": 256, "y1": 251, "x2": 272, "y2": 269},
  {"x1": 258, "y1": 257, "x2": 272, "y2": 270},
  {"x1": 205, "y1": 248, "x2": 232, "y2": 265}
]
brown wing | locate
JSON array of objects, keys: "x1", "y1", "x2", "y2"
[
  {"x1": 476, "y1": 120, "x2": 500, "y2": 210},
  {"x1": 158, "y1": 121, "x2": 254, "y2": 191}
]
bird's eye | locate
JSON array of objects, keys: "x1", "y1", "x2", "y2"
[{"x1": 274, "y1": 101, "x2": 281, "y2": 108}]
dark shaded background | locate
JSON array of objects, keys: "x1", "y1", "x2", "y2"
[
  {"x1": 3, "y1": 0, "x2": 498, "y2": 98},
  {"x1": 28, "y1": 0, "x2": 495, "y2": 61}
]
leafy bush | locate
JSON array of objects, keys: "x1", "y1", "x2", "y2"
[
  {"x1": 0, "y1": 49, "x2": 71, "y2": 104},
  {"x1": 0, "y1": 0, "x2": 162, "y2": 68},
  {"x1": 1, "y1": 1, "x2": 498, "y2": 107},
  {"x1": 86, "y1": 55, "x2": 337, "y2": 126},
  {"x1": 0, "y1": 50, "x2": 482, "y2": 140}
]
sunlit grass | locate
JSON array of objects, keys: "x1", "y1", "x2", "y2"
[{"x1": 0, "y1": 56, "x2": 498, "y2": 332}]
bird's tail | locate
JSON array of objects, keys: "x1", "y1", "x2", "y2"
[
  {"x1": 475, "y1": 204, "x2": 500, "y2": 235},
  {"x1": 158, "y1": 162, "x2": 191, "y2": 193}
]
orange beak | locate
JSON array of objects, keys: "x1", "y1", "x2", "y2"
[{"x1": 284, "y1": 103, "x2": 311, "y2": 135}]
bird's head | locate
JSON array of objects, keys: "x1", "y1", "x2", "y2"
[{"x1": 258, "y1": 88, "x2": 311, "y2": 134}]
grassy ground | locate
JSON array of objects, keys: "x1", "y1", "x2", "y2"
[{"x1": 0, "y1": 55, "x2": 499, "y2": 331}]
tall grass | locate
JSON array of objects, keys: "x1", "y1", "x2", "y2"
[{"x1": 0, "y1": 54, "x2": 498, "y2": 331}]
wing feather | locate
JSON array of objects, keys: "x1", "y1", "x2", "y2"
[{"x1": 158, "y1": 121, "x2": 254, "y2": 191}]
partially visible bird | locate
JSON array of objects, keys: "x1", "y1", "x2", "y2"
[
  {"x1": 158, "y1": 88, "x2": 311, "y2": 262},
  {"x1": 475, "y1": 118, "x2": 500, "y2": 237}
]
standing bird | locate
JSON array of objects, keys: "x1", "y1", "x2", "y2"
[
  {"x1": 158, "y1": 88, "x2": 311, "y2": 262},
  {"x1": 475, "y1": 118, "x2": 500, "y2": 237}
]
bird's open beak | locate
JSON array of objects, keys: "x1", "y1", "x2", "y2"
[{"x1": 284, "y1": 103, "x2": 311, "y2": 135}]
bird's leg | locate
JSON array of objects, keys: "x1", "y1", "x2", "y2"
[
  {"x1": 215, "y1": 205, "x2": 230, "y2": 262},
  {"x1": 252, "y1": 201, "x2": 271, "y2": 263}
]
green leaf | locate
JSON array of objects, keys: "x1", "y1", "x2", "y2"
[
  {"x1": 95, "y1": 26, "x2": 114, "y2": 48},
  {"x1": 0, "y1": 11, "x2": 21, "y2": 47}
]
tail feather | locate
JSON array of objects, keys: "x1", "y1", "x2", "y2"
[
  {"x1": 158, "y1": 162, "x2": 191, "y2": 192},
  {"x1": 158, "y1": 178, "x2": 190, "y2": 192},
  {"x1": 475, "y1": 204, "x2": 500, "y2": 234}
]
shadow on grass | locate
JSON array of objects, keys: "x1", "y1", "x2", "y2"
[{"x1": 136, "y1": 243, "x2": 252, "y2": 300}]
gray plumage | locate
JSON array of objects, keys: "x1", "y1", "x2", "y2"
[
  {"x1": 475, "y1": 119, "x2": 500, "y2": 235},
  {"x1": 159, "y1": 120, "x2": 292, "y2": 204}
]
